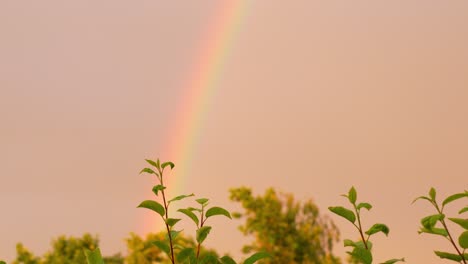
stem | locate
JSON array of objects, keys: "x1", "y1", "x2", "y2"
[
  {"x1": 434, "y1": 203, "x2": 466, "y2": 264},
  {"x1": 160, "y1": 169, "x2": 176, "y2": 264},
  {"x1": 353, "y1": 205, "x2": 368, "y2": 250},
  {"x1": 196, "y1": 205, "x2": 205, "y2": 259}
]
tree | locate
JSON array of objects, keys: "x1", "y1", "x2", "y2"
[
  {"x1": 13, "y1": 233, "x2": 124, "y2": 264},
  {"x1": 230, "y1": 187, "x2": 342, "y2": 264},
  {"x1": 12, "y1": 243, "x2": 40, "y2": 264},
  {"x1": 41, "y1": 233, "x2": 99, "y2": 264}
]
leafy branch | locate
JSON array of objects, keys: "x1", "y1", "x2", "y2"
[
  {"x1": 413, "y1": 188, "x2": 468, "y2": 263},
  {"x1": 329, "y1": 186, "x2": 404, "y2": 264}
]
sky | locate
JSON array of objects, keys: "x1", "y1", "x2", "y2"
[{"x1": 1, "y1": 1, "x2": 468, "y2": 263}]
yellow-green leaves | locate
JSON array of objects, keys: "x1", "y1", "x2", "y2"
[
  {"x1": 152, "y1": 240, "x2": 171, "y2": 258},
  {"x1": 243, "y1": 252, "x2": 270, "y2": 264},
  {"x1": 138, "y1": 158, "x2": 250, "y2": 264},
  {"x1": 460, "y1": 207, "x2": 468, "y2": 214},
  {"x1": 84, "y1": 248, "x2": 105, "y2": 264},
  {"x1": 137, "y1": 200, "x2": 165, "y2": 217},
  {"x1": 152, "y1": 184, "x2": 166, "y2": 196},
  {"x1": 196, "y1": 198, "x2": 209, "y2": 205},
  {"x1": 206, "y1": 206, "x2": 232, "y2": 219},
  {"x1": 161, "y1": 161, "x2": 175, "y2": 170},
  {"x1": 165, "y1": 218, "x2": 181, "y2": 228},
  {"x1": 178, "y1": 208, "x2": 200, "y2": 226},
  {"x1": 357, "y1": 202, "x2": 372, "y2": 211},
  {"x1": 348, "y1": 186, "x2": 357, "y2": 204},
  {"x1": 196, "y1": 226, "x2": 212, "y2": 244},
  {"x1": 429, "y1": 187, "x2": 437, "y2": 201},
  {"x1": 448, "y1": 218, "x2": 468, "y2": 229},
  {"x1": 459, "y1": 231, "x2": 468, "y2": 249},
  {"x1": 168, "y1": 194, "x2": 195, "y2": 204},
  {"x1": 329, "y1": 186, "x2": 403, "y2": 264},
  {"x1": 328, "y1": 206, "x2": 356, "y2": 224},
  {"x1": 443, "y1": 192, "x2": 468, "y2": 207},
  {"x1": 414, "y1": 187, "x2": 468, "y2": 263},
  {"x1": 348, "y1": 247, "x2": 372, "y2": 264},
  {"x1": 420, "y1": 214, "x2": 445, "y2": 230},
  {"x1": 176, "y1": 248, "x2": 195, "y2": 263},
  {"x1": 140, "y1": 167, "x2": 157, "y2": 175},
  {"x1": 145, "y1": 158, "x2": 159, "y2": 168},
  {"x1": 434, "y1": 251, "x2": 468, "y2": 262},
  {"x1": 220, "y1": 255, "x2": 237, "y2": 264},
  {"x1": 380, "y1": 258, "x2": 405, "y2": 264},
  {"x1": 365, "y1": 223, "x2": 390, "y2": 237}
]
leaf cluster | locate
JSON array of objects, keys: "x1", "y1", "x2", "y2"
[
  {"x1": 413, "y1": 188, "x2": 468, "y2": 263},
  {"x1": 85, "y1": 159, "x2": 270, "y2": 264},
  {"x1": 328, "y1": 187, "x2": 404, "y2": 264}
]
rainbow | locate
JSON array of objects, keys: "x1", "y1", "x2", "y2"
[{"x1": 141, "y1": 0, "x2": 249, "y2": 234}]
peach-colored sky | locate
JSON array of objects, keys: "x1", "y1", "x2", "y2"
[{"x1": 1, "y1": 1, "x2": 467, "y2": 263}]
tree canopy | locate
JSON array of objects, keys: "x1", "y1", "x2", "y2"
[{"x1": 230, "y1": 187, "x2": 341, "y2": 264}]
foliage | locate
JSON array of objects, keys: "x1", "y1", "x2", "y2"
[
  {"x1": 125, "y1": 232, "x2": 220, "y2": 264},
  {"x1": 12, "y1": 233, "x2": 122, "y2": 264},
  {"x1": 413, "y1": 187, "x2": 468, "y2": 263},
  {"x1": 229, "y1": 187, "x2": 341, "y2": 263},
  {"x1": 12, "y1": 243, "x2": 40, "y2": 264},
  {"x1": 328, "y1": 186, "x2": 404, "y2": 264},
  {"x1": 133, "y1": 158, "x2": 269, "y2": 264}
]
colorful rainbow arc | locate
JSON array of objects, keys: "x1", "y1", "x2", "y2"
[{"x1": 142, "y1": 1, "x2": 249, "y2": 234}]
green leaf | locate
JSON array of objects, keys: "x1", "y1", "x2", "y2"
[
  {"x1": 177, "y1": 248, "x2": 195, "y2": 263},
  {"x1": 328, "y1": 206, "x2": 356, "y2": 224},
  {"x1": 161, "y1": 161, "x2": 175, "y2": 170},
  {"x1": 0, "y1": 261, "x2": 5, "y2": 264},
  {"x1": 459, "y1": 231, "x2": 468, "y2": 249},
  {"x1": 355, "y1": 240, "x2": 373, "y2": 250},
  {"x1": 169, "y1": 230, "x2": 182, "y2": 240},
  {"x1": 220, "y1": 255, "x2": 237, "y2": 264},
  {"x1": 421, "y1": 214, "x2": 444, "y2": 229},
  {"x1": 152, "y1": 185, "x2": 166, "y2": 196},
  {"x1": 429, "y1": 187, "x2": 436, "y2": 201},
  {"x1": 380, "y1": 258, "x2": 405, "y2": 264},
  {"x1": 434, "y1": 251, "x2": 463, "y2": 262},
  {"x1": 196, "y1": 198, "x2": 209, "y2": 205},
  {"x1": 188, "y1": 206, "x2": 202, "y2": 213},
  {"x1": 459, "y1": 207, "x2": 468, "y2": 214},
  {"x1": 196, "y1": 226, "x2": 212, "y2": 244},
  {"x1": 169, "y1": 194, "x2": 195, "y2": 204},
  {"x1": 243, "y1": 252, "x2": 270, "y2": 264},
  {"x1": 365, "y1": 223, "x2": 390, "y2": 236},
  {"x1": 140, "y1": 167, "x2": 158, "y2": 175},
  {"x1": 178, "y1": 208, "x2": 200, "y2": 226},
  {"x1": 412, "y1": 195, "x2": 432, "y2": 204},
  {"x1": 343, "y1": 239, "x2": 356, "y2": 247},
  {"x1": 418, "y1": 227, "x2": 448, "y2": 237},
  {"x1": 448, "y1": 218, "x2": 468, "y2": 229},
  {"x1": 166, "y1": 218, "x2": 181, "y2": 227},
  {"x1": 442, "y1": 192, "x2": 468, "y2": 207},
  {"x1": 357, "y1": 202, "x2": 372, "y2": 211},
  {"x1": 152, "y1": 240, "x2": 171, "y2": 258},
  {"x1": 199, "y1": 253, "x2": 219, "y2": 264},
  {"x1": 206, "y1": 206, "x2": 232, "y2": 219},
  {"x1": 84, "y1": 248, "x2": 105, "y2": 264},
  {"x1": 145, "y1": 159, "x2": 159, "y2": 169},
  {"x1": 343, "y1": 239, "x2": 372, "y2": 250},
  {"x1": 348, "y1": 247, "x2": 372, "y2": 264},
  {"x1": 137, "y1": 200, "x2": 165, "y2": 217},
  {"x1": 348, "y1": 186, "x2": 357, "y2": 204}
]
